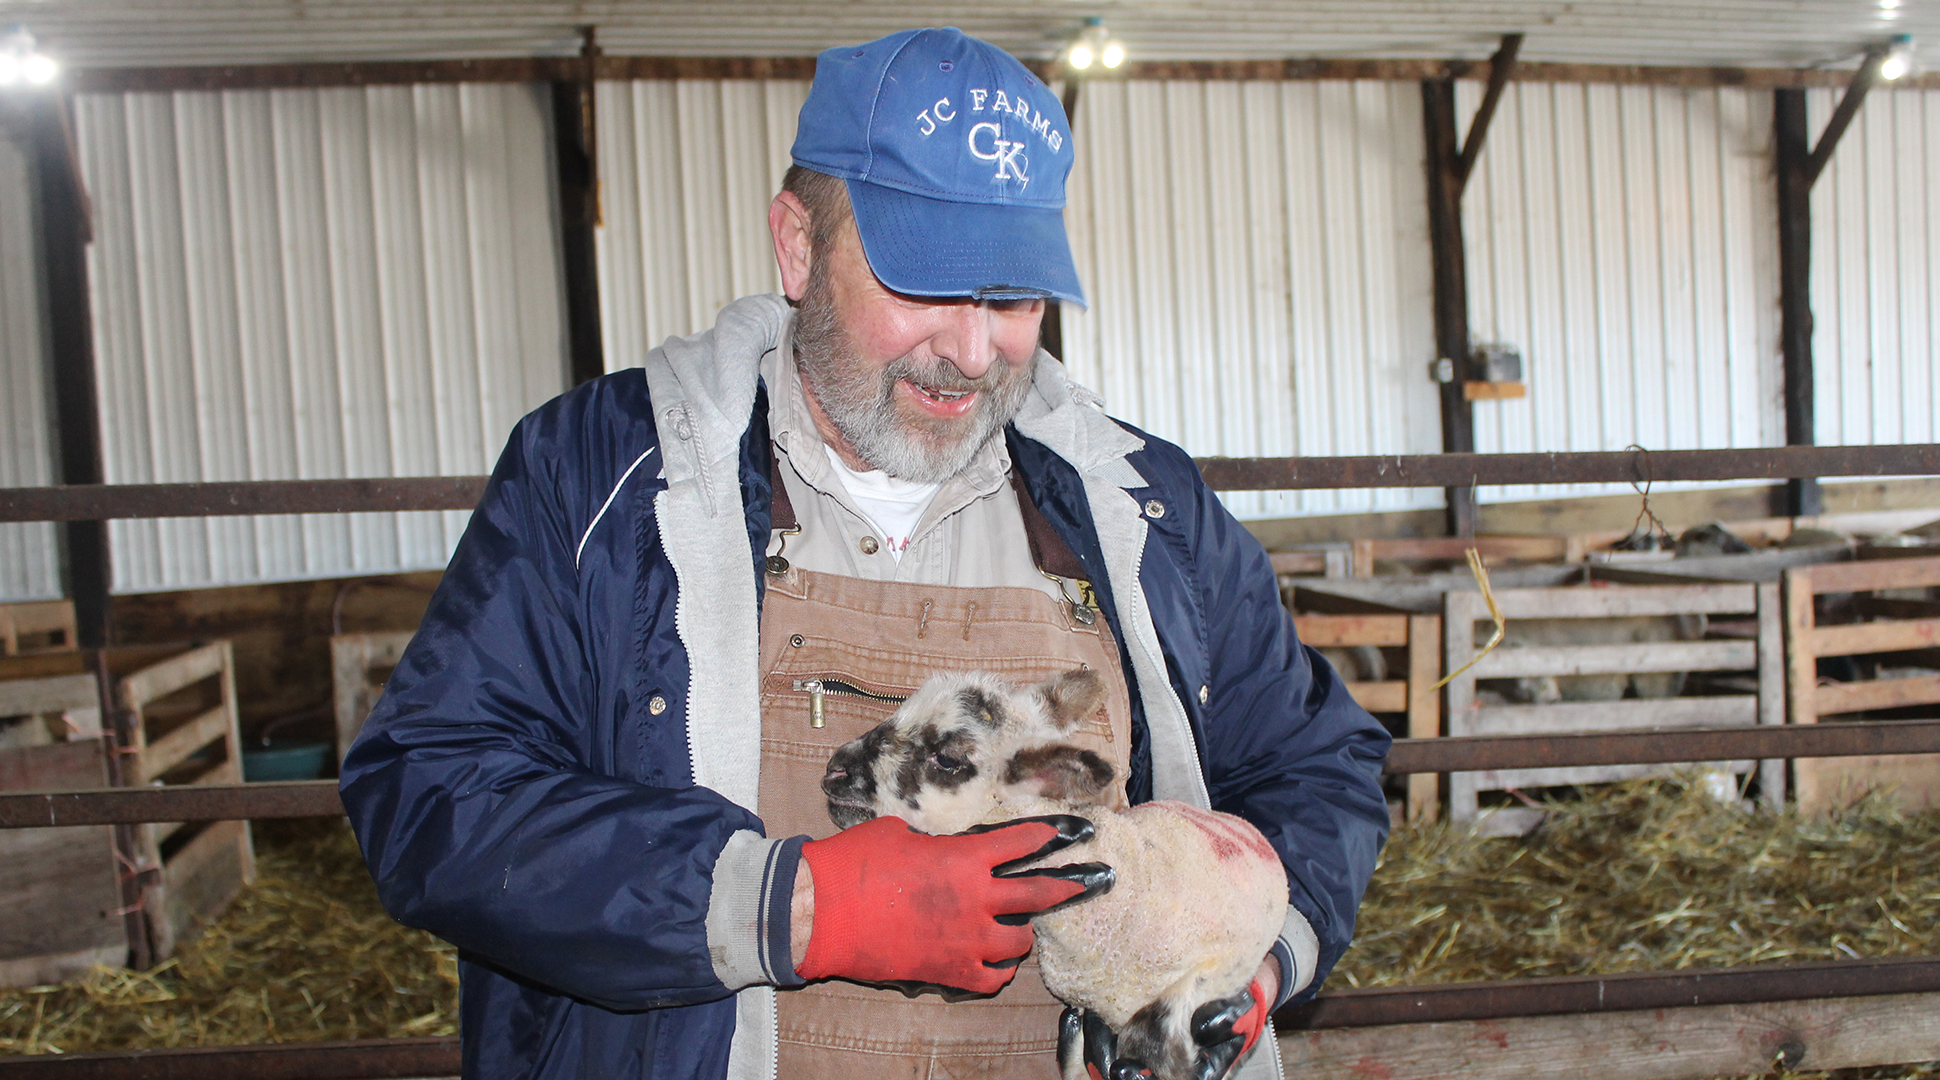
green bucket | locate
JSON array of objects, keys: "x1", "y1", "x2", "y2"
[{"x1": 243, "y1": 740, "x2": 331, "y2": 782}]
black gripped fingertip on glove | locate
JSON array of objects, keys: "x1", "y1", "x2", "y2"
[
  {"x1": 991, "y1": 861, "x2": 1115, "y2": 924},
  {"x1": 1189, "y1": 986, "x2": 1255, "y2": 1045},
  {"x1": 1188, "y1": 1037, "x2": 1243, "y2": 1080},
  {"x1": 970, "y1": 813, "x2": 1096, "y2": 873},
  {"x1": 872, "y1": 978, "x2": 1007, "y2": 1003}
]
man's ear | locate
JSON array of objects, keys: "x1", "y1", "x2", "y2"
[{"x1": 769, "y1": 191, "x2": 813, "y2": 301}]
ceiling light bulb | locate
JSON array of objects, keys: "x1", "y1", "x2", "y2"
[
  {"x1": 21, "y1": 52, "x2": 54, "y2": 85},
  {"x1": 1881, "y1": 33, "x2": 1914, "y2": 80},
  {"x1": 1069, "y1": 44, "x2": 1093, "y2": 70},
  {"x1": 0, "y1": 53, "x2": 19, "y2": 86},
  {"x1": 1102, "y1": 43, "x2": 1125, "y2": 68}
]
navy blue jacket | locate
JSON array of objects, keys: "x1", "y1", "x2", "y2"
[{"x1": 342, "y1": 301, "x2": 1390, "y2": 1080}]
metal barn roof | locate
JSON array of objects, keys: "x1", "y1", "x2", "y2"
[{"x1": 2, "y1": 1, "x2": 1933, "y2": 74}]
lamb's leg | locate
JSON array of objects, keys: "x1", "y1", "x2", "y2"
[{"x1": 1057, "y1": 1007, "x2": 1090, "y2": 1080}]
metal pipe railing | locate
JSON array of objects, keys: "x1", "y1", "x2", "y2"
[{"x1": 2, "y1": 444, "x2": 1937, "y2": 522}]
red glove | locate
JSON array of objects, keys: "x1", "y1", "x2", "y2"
[
  {"x1": 797, "y1": 814, "x2": 1111, "y2": 998},
  {"x1": 1195, "y1": 975, "x2": 1271, "y2": 1066}
]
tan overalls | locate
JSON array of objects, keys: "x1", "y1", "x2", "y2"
[{"x1": 757, "y1": 468, "x2": 1135, "y2": 1079}]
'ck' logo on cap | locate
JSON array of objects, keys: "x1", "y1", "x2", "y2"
[{"x1": 968, "y1": 123, "x2": 1028, "y2": 186}]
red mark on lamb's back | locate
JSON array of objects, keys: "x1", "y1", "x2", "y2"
[{"x1": 1159, "y1": 801, "x2": 1278, "y2": 863}]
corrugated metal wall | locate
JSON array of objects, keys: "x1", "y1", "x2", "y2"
[
  {"x1": 75, "y1": 83, "x2": 567, "y2": 594},
  {"x1": 596, "y1": 79, "x2": 804, "y2": 368},
  {"x1": 1462, "y1": 83, "x2": 1784, "y2": 504},
  {"x1": 0, "y1": 128, "x2": 63, "y2": 603},
  {"x1": 1811, "y1": 86, "x2": 1940, "y2": 451},
  {"x1": 1060, "y1": 80, "x2": 1442, "y2": 520}
]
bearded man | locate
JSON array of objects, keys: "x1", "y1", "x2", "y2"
[{"x1": 341, "y1": 27, "x2": 1389, "y2": 1080}]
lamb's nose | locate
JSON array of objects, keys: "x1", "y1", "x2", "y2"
[{"x1": 822, "y1": 765, "x2": 849, "y2": 791}]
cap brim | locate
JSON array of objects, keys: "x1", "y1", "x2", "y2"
[{"x1": 844, "y1": 179, "x2": 1087, "y2": 308}]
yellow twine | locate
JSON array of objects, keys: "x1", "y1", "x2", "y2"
[{"x1": 1428, "y1": 547, "x2": 1507, "y2": 694}]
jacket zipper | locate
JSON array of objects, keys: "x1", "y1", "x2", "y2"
[{"x1": 789, "y1": 677, "x2": 909, "y2": 728}]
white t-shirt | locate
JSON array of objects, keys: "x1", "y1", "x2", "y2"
[{"x1": 822, "y1": 446, "x2": 942, "y2": 561}]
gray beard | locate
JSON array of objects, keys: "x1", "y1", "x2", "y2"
[{"x1": 793, "y1": 270, "x2": 1032, "y2": 484}]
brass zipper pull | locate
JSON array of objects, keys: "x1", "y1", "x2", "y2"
[{"x1": 792, "y1": 678, "x2": 826, "y2": 728}]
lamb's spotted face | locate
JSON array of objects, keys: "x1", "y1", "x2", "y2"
[
  {"x1": 822, "y1": 676, "x2": 1018, "y2": 832},
  {"x1": 822, "y1": 669, "x2": 1113, "y2": 834}
]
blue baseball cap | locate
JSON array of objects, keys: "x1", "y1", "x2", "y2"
[{"x1": 791, "y1": 28, "x2": 1086, "y2": 307}]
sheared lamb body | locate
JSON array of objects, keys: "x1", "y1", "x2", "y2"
[{"x1": 821, "y1": 668, "x2": 1288, "y2": 1080}]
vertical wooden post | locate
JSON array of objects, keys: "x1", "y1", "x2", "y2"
[
  {"x1": 1775, "y1": 50, "x2": 1884, "y2": 519},
  {"x1": 1422, "y1": 78, "x2": 1476, "y2": 537},
  {"x1": 1774, "y1": 89, "x2": 1820, "y2": 518},
  {"x1": 1754, "y1": 581, "x2": 1786, "y2": 809},
  {"x1": 31, "y1": 96, "x2": 111, "y2": 652},
  {"x1": 1441, "y1": 590, "x2": 1481, "y2": 821},
  {"x1": 1405, "y1": 614, "x2": 1442, "y2": 824},
  {"x1": 1423, "y1": 38, "x2": 1519, "y2": 538},
  {"x1": 553, "y1": 27, "x2": 605, "y2": 386},
  {"x1": 1782, "y1": 565, "x2": 1819, "y2": 810}
]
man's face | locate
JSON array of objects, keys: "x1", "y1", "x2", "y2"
[{"x1": 794, "y1": 222, "x2": 1044, "y2": 483}]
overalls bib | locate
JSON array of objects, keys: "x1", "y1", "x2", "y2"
[{"x1": 756, "y1": 473, "x2": 1135, "y2": 1079}]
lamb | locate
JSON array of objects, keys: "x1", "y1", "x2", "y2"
[{"x1": 820, "y1": 667, "x2": 1289, "y2": 1080}]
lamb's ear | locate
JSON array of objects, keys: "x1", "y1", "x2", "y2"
[
  {"x1": 1004, "y1": 744, "x2": 1115, "y2": 804},
  {"x1": 1036, "y1": 668, "x2": 1106, "y2": 731}
]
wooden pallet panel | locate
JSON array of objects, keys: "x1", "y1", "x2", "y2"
[
  {"x1": 1809, "y1": 619, "x2": 1940, "y2": 657},
  {"x1": 1794, "y1": 554, "x2": 1940, "y2": 596},
  {"x1": 0, "y1": 738, "x2": 127, "y2": 987},
  {"x1": 1293, "y1": 615, "x2": 1410, "y2": 648},
  {"x1": 1292, "y1": 614, "x2": 1441, "y2": 823},
  {"x1": 1468, "y1": 696, "x2": 1758, "y2": 735},
  {"x1": 1470, "y1": 640, "x2": 1755, "y2": 679},
  {"x1": 0, "y1": 600, "x2": 78, "y2": 656},
  {"x1": 1444, "y1": 583, "x2": 1780, "y2": 823},
  {"x1": 117, "y1": 642, "x2": 253, "y2": 962},
  {"x1": 1350, "y1": 536, "x2": 1568, "y2": 578},
  {"x1": 1345, "y1": 682, "x2": 1408, "y2": 713},
  {"x1": 0, "y1": 673, "x2": 96, "y2": 718},
  {"x1": 1490, "y1": 583, "x2": 1758, "y2": 620},
  {"x1": 1815, "y1": 675, "x2": 1940, "y2": 716},
  {"x1": 1278, "y1": 990, "x2": 1940, "y2": 1080},
  {"x1": 1796, "y1": 753, "x2": 1940, "y2": 814},
  {"x1": 1406, "y1": 615, "x2": 1441, "y2": 824},
  {"x1": 332, "y1": 631, "x2": 414, "y2": 762},
  {"x1": 1785, "y1": 560, "x2": 1940, "y2": 814},
  {"x1": 144, "y1": 819, "x2": 253, "y2": 962}
]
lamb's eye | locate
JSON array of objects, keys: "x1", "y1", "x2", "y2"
[{"x1": 930, "y1": 751, "x2": 970, "y2": 774}]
